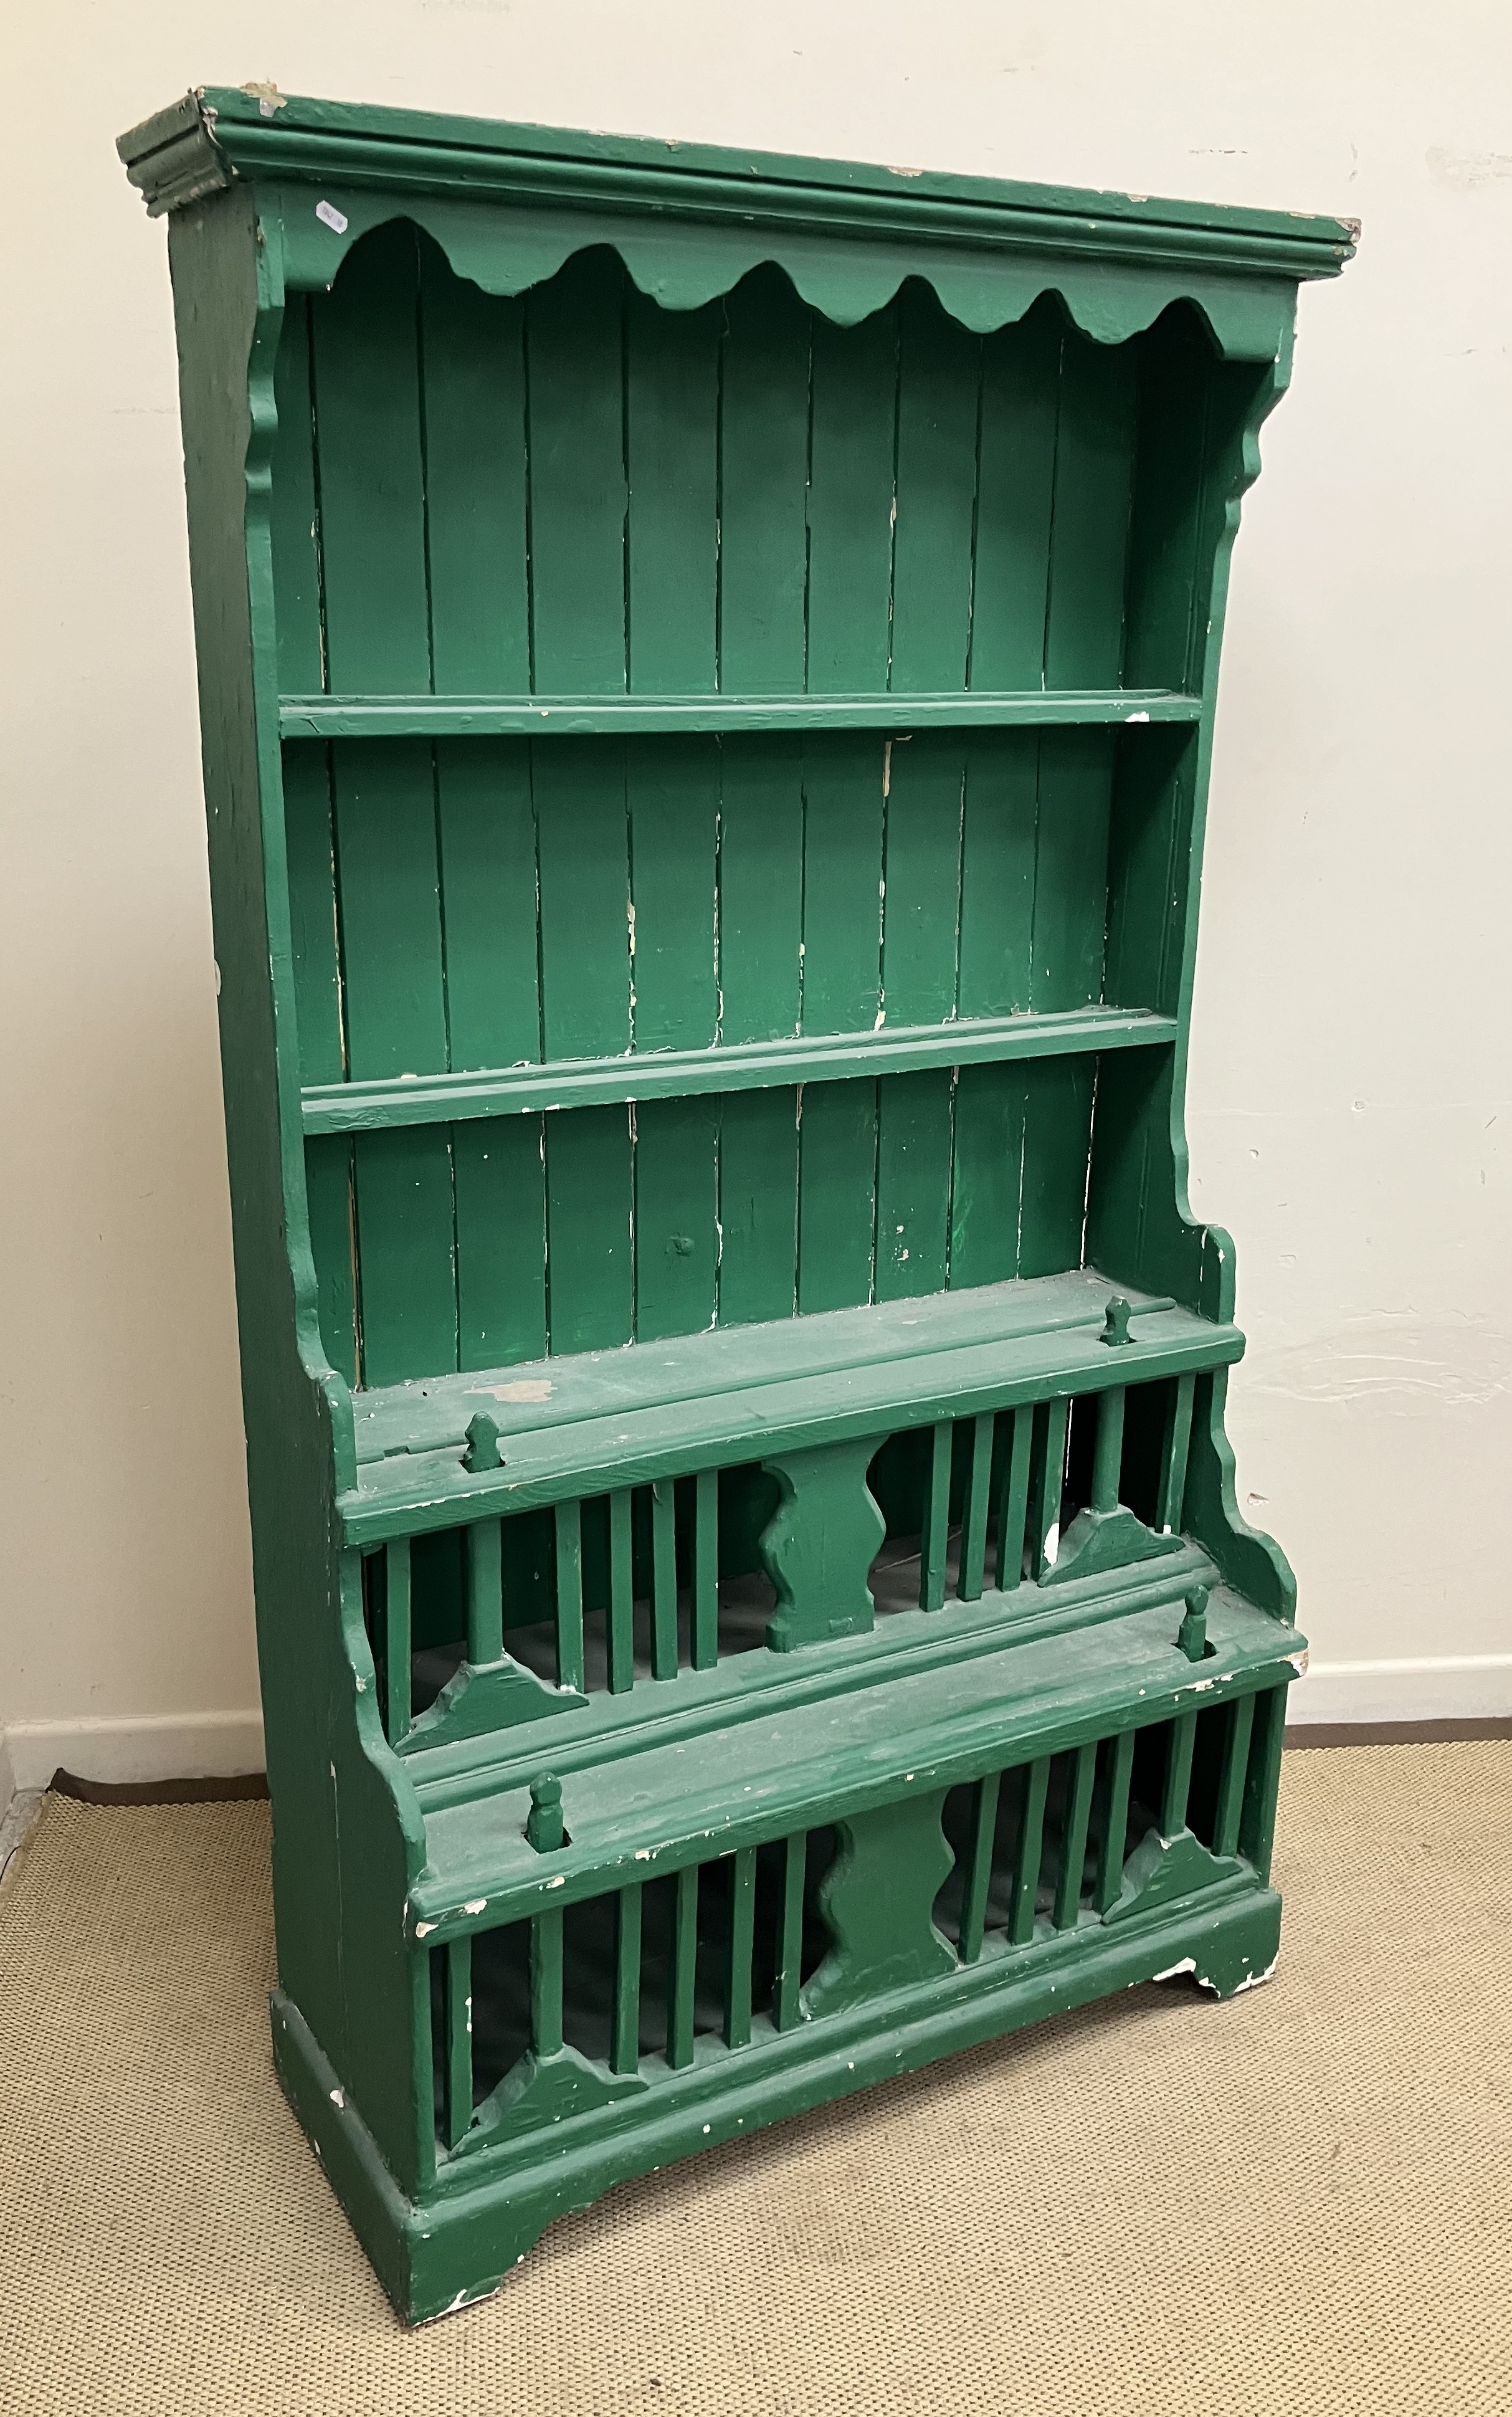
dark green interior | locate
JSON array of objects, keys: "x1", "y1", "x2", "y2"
[{"x1": 273, "y1": 227, "x2": 1261, "y2": 1398}]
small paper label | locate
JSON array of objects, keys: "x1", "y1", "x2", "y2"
[{"x1": 315, "y1": 200, "x2": 349, "y2": 234}]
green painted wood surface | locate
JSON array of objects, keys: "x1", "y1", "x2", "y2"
[{"x1": 127, "y1": 86, "x2": 1337, "y2": 2320}]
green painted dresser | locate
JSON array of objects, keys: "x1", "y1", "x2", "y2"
[{"x1": 119, "y1": 86, "x2": 1353, "y2": 2322}]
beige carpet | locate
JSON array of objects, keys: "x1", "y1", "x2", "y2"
[{"x1": 1, "y1": 1743, "x2": 1508, "y2": 2416}]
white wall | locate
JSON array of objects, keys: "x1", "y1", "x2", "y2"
[{"x1": 2, "y1": 1, "x2": 1508, "y2": 1790}]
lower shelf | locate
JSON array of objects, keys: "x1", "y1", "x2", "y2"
[{"x1": 274, "y1": 1869, "x2": 1284, "y2": 2325}]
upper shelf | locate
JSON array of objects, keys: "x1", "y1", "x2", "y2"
[
  {"x1": 279, "y1": 690, "x2": 1204, "y2": 741},
  {"x1": 302, "y1": 1006, "x2": 1177, "y2": 1134}
]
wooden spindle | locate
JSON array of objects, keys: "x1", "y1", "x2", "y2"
[
  {"x1": 773, "y1": 1832, "x2": 807, "y2": 2030},
  {"x1": 921, "y1": 1420, "x2": 953, "y2": 1611},
  {"x1": 1008, "y1": 1757, "x2": 1051, "y2": 1946},
  {"x1": 650, "y1": 1479, "x2": 679, "y2": 1679},
  {"x1": 611, "y1": 1884, "x2": 642, "y2": 2074},
  {"x1": 1091, "y1": 1729, "x2": 1136, "y2": 1915},
  {"x1": 1214, "y1": 1690, "x2": 1256, "y2": 1857},
  {"x1": 1053, "y1": 1742, "x2": 1098, "y2": 1930},
  {"x1": 994, "y1": 1403, "x2": 1034, "y2": 1590},
  {"x1": 466, "y1": 1518, "x2": 504, "y2": 1666},
  {"x1": 1161, "y1": 1710, "x2": 1199, "y2": 1837},
  {"x1": 442, "y1": 1933, "x2": 472, "y2": 2151},
  {"x1": 1032, "y1": 1398, "x2": 1070, "y2": 1578},
  {"x1": 1091, "y1": 1386, "x2": 1126, "y2": 1515},
  {"x1": 693, "y1": 1467, "x2": 719, "y2": 1671},
  {"x1": 1159, "y1": 1371, "x2": 1197, "y2": 1535},
  {"x1": 667, "y1": 1866, "x2": 699, "y2": 2069},
  {"x1": 530, "y1": 1908, "x2": 564, "y2": 2059},
  {"x1": 958, "y1": 1770, "x2": 1002, "y2": 1963},
  {"x1": 607, "y1": 1487, "x2": 635, "y2": 1694},
  {"x1": 553, "y1": 1500, "x2": 586, "y2": 1693},
  {"x1": 1240, "y1": 1684, "x2": 1288, "y2": 1882},
  {"x1": 384, "y1": 1537, "x2": 412, "y2": 1745},
  {"x1": 959, "y1": 1412, "x2": 995, "y2": 1602},
  {"x1": 725, "y1": 1846, "x2": 756, "y2": 2048}
]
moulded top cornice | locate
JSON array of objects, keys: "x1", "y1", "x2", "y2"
[{"x1": 118, "y1": 84, "x2": 1358, "y2": 285}]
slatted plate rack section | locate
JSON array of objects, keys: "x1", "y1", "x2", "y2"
[{"x1": 119, "y1": 84, "x2": 1353, "y2": 2322}]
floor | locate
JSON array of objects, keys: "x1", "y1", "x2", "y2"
[{"x1": 1, "y1": 1740, "x2": 1507, "y2": 2416}]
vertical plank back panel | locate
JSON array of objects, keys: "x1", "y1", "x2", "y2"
[
  {"x1": 718, "y1": 736, "x2": 804, "y2": 1044},
  {"x1": 628, "y1": 737, "x2": 719, "y2": 1051},
  {"x1": 890, "y1": 284, "x2": 979, "y2": 693},
  {"x1": 269, "y1": 298, "x2": 324, "y2": 697},
  {"x1": 353, "y1": 1128, "x2": 457, "y2": 1383},
  {"x1": 544, "y1": 1106, "x2": 633, "y2": 1354},
  {"x1": 625, "y1": 290, "x2": 720, "y2": 695},
  {"x1": 718, "y1": 1089, "x2": 800, "y2": 1328},
  {"x1": 969, "y1": 307, "x2": 1061, "y2": 690},
  {"x1": 806, "y1": 308, "x2": 898, "y2": 692},
  {"x1": 954, "y1": 733, "x2": 1038, "y2": 1019},
  {"x1": 800, "y1": 738, "x2": 886, "y2": 1036},
  {"x1": 717, "y1": 268, "x2": 811, "y2": 697},
  {"x1": 310, "y1": 223, "x2": 431, "y2": 694},
  {"x1": 419, "y1": 247, "x2": 530, "y2": 694},
  {"x1": 1044, "y1": 326, "x2": 1138, "y2": 689},
  {"x1": 879, "y1": 735, "x2": 966, "y2": 1026},
  {"x1": 434, "y1": 740, "x2": 540, "y2": 1073},
  {"x1": 634, "y1": 1097, "x2": 719, "y2": 1342},
  {"x1": 333, "y1": 740, "x2": 447, "y2": 1079},
  {"x1": 533, "y1": 739, "x2": 630, "y2": 1061},
  {"x1": 797, "y1": 1080, "x2": 877, "y2": 1313},
  {"x1": 875, "y1": 1071, "x2": 954, "y2": 1302},
  {"x1": 453, "y1": 1118, "x2": 548, "y2": 1370},
  {"x1": 525, "y1": 249, "x2": 627, "y2": 695}
]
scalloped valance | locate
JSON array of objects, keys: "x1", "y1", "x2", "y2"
[{"x1": 120, "y1": 86, "x2": 1356, "y2": 363}]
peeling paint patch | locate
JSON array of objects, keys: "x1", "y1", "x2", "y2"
[
  {"x1": 482, "y1": 1379, "x2": 553, "y2": 1403},
  {"x1": 1290, "y1": 1650, "x2": 1310, "y2": 1677},
  {"x1": 462, "y1": 1898, "x2": 488, "y2": 1915},
  {"x1": 1153, "y1": 1956, "x2": 1196, "y2": 1983},
  {"x1": 416, "y1": 1921, "x2": 437, "y2": 1938},
  {"x1": 329, "y1": 2087, "x2": 345, "y2": 2108},
  {"x1": 1227, "y1": 1953, "x2": 1280, "y2": 1996}
]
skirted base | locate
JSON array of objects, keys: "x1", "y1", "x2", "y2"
[{"x1": 272, "y1": 1873, "x2": 1281, "y2": 2325}]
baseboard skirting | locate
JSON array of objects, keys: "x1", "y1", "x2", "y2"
[
  {"x1": 1288, "y1": 1654, "x2": 1512, "y2": 1727},
  {"x1": 0, "y1": 1710, "x2": 266, "y2": 1801}
]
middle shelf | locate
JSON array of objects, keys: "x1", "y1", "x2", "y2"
[{"x1": 279, "y1": 689, "x2": 1205, "y2": 740}]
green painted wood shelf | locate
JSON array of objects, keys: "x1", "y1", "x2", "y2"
[{"x1": 120, "y1": 82, "x2": 1351, "y2": 2323}]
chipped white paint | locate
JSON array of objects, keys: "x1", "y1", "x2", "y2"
[
  {"x1": 1225, "y1": 1953, "x2": 1280, "y2": 1996},
  {"x1": 546, "y1": 1874, "x2": 566, "y2": 1889},
  {"x1": 1290, "y1": 1650, "x2": 1310, "y2": 1677},
  {"x1": 1152, "y1": 1955, "x2": 1197, "y2": 1982},
  {"x1": 462, "y1": 1897, "x2": 487, "y2": 1915},
  {"x1": 416, "y1": 1920, "x2": 437, "y2": 1939},
  {"x1": 329, "y1": 2087, "x2": 345, "y2": 2108},
  {"x1": 1124, "y1": 708, "x2": 1151, "y2": 723}
]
